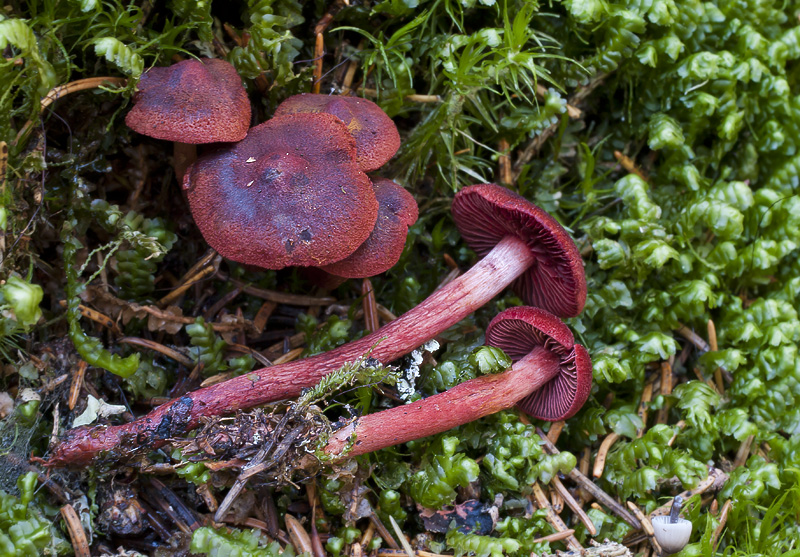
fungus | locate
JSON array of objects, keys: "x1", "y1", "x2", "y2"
[
  {"x1": 184, "y1": 112, "x2": 378, "y2": 269},
  {"x1": 451, "y1": 183, "x2": 586, "y2": 318},
  {"x1": 320, "y1": 178, "x2": 418, "y2": 278},
  {"x1": 47, "y1": 185, "x2": 585, "y2": 467},
  {"x1": 652, "y1": 496, "x2": 693, "y2": 555},
  {"x1": 273, "y1": 94, "x2": 401, "y2": 172},
  {"x1": 125, "y1": 58, "x2": 251, "y2": 180},
  {"x1": 324, "y1": 306, "x2": 592, "y2": 457}
]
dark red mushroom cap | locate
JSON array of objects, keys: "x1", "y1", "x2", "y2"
[
  {"x1": 184, "y1": 112, "x2": 378, "y2": 269},
  {"x1": 320, "y1": 178, "x2": 418, "y2": 278},
  {"x1": 451, "y1": 184, "x2": 587, "y2": 318},
  {"x1": 486, "y1": 306, "x2": 592, "y2": 421},
  {"x1": 126, "y1": 58, "x2": 251, "y2": 143},
  {"x1": 274, "y1": 94, "x2": 401, "y2": 172}
]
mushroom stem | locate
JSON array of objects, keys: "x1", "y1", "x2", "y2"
[
  {"x1": 324, "y1": 345, "x2": 561, "y2": 458},
  {"x1": 47, "y1": 235, "x2": 537, "y2": 467}
]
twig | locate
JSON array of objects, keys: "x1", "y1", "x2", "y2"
[
  {"x1": 547, "y1": 420, "x2": 566, "y2": 444},
  {"x1": 253, "y1": 301, "x2": 277, "y2": 335},
  {"x1": 273, "y1": 347, "x2": 304, "y2": 365},
  {"x1": 286, "y1": 514, "x2": 314, "y2": 555},
  {"x1": 533, "y1": 529, "x2": 576, "y2": 543},
  {"x1": 60, "y1": 504, "x2": 91, "y2": 557},
  {"x1": 362, "y1": 278, "x2": 380, "y2": 333},
  {"x1": 371, "y1": 511, "x2": 400, "y2": 550},
  {"x1": 57, "y1": 300, "x2": 121, "y2": 334},
  {"x1": 613, "y1": 150, "x2": 648, "y2": 181},
  {"x1": 119, "y1": 337, "x2": 193, "y2": 366},
  {"x1": 733, "y1": 435, "x2": 755, "y2": 468},
  {"x1": 667, "y1": 420, "x2": 686, "y2": 446},
  {"x1": 711, "y1": 500, "x2": 732, "y2": 551},
  {"x1": 536, "y1": 429, "x2": 642, "y2": 530},
  {"x1": 308, "y1": 482, "x2": 326, "y2": 557},
  {"x1": 218, "y1": 271, "x2": 337, "y2": 306},
  {"x1": 551, "y1": 475, "x2": 598, "y2": 536},
  {"x1": 498, "y1": 138, "x2": 512, "y2": 184},
  {"x1": 389, "y1": 515, "x2": 414, "y2": 557},
  {"x1": 159, "y1": 259, "x2": 219, "y2": 307},
  {"x1": 593, "y1": 433, "x2": 620, "y2": 478},
  {"x1": 531, "y1": 483, "x2": 583, "y2": 550},
  {"x1": 650, "y1": 467, "x2": 728, "y2": 517},
  {"x1": 626, "y1": 502, "x2": 662, "y2": 556},
  {"x1": 68, "y1": 360, "x2": 88, "y2": 411},
  {"x1": 708, "y1": 319, "x2": 725, "y2": 393},
  {"x1": 15, "y1": 77, "x2": 128, "y2": 145},
  {"x1": 675, "y1": 323, "x2": 710, "y2": 352},
  {"x1": 637, "y1": 384, "x2": 652, "y2": 438},
  {"x1": 656, "y1": 361, "x2": 673, "y2": 424},
  {"x1": 313, "y1": 33, "x2": 324, "y2": 94}
]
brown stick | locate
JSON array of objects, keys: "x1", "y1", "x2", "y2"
[
  {"x1": 286, "y1": 514, "x2": 314, "y2": 555},
  {"x1": 636, "y1": 384, "x2": 652, "y2": 438},
  {"x1": 272, "y1": 347, "x2": 304, "y2": 365},
  {"x1": 313, "y1": 33, "x2": 324, "y2": 94},
  {"x1": 362, "y1": 278, "x2": 380, "y2": 333},
  {"x1": 656, "y1": 361, "x2": 673, "y2": 424},
  {"x1": 536, "y1": 430, "x2": 642, "y2": 530},
  {"x1": 68, "y1": 361, "x2": 88, "y2": 411},
  {"x1": 531, "y1": 483, "x2": 583, "y2": 551},
  {"x1": 650, "y1": 467, "x2": 728, "y2": 517},
  {"x1": 711, "y1": 500, "x2": 732, "y2": 551},
  {"x1": 734, "y1": 435, "x2": 755, "y2": 468},
  {"x1": 707, "y1": 319, "x2": 725, "y2": 393},
  {"x1": 626, "y1": 502, "x2": 662, "y2": 555},
  {"x1": 60, "y1": 504, "x2": 91, "y2": 557},
  {"x1": 533, "y1": 529, "x2": 576, "y2": 543},
  {"x1": 613, "y1": 151, "x2": 648, "y2": 181},
  {"x1": 158, "y1": 260, "x2": 218, "y2": 307},
  {"x1": 119, "y1": 337, "x2": 193, "y2": 366},
  {"x1": 675, "y1": 323, "x2": 710, "y2": 352},
  {"x1": 218, "y1": 271, "x2": 337, "y2": 306},
  {"x1": 498, "y1": 138, "x2": 512, "y2": 185},
  {"x1": 593, "y1": 432, "x2": 620, "y2": 478},
  {"x1": 15, "y1": 77, "x2": 128, "y2": 145},
  {"x1": 550, "y1": 476, "x2": 598, "y2": 536},
  {"x1": 547, "y1": 420, "x2": 566, "y2": 444}
]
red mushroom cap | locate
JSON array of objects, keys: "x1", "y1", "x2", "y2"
[
  {"x1": 126, "y1": 58, "x2": 251, "y2": 143},
  {"x1": 184, "y1": 113, "x2": 378, "y2": 269},
  {"x1": 320, "y1": 178, "x2": 418, "y2": 278},
  {"x1": 451, "y1": 184, "x2": 587, "y2": 318},
  {"x1": 274, "y1": 94, "x2": 401, "y2": 172},
  {"x1": 486, "y1": 306, "x2": 592, "y2": 421}
]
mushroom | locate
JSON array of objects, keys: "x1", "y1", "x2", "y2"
[
  {"x1": 451, "y1": 183, "x2": 586, "y2": 318},
  {"x1": 184, "y1": 112, "x2": 378, "y2": 269},
  {"x1": 273, "y1": 94, "x2": 401, "y2": 172},
  {"x1": 125, "y1": 58, "x2": 251, "y2": 181},
  {"x1": 319, "y1": 178, "x2": 419, "y2": 278},
  {"x1": 47, "y1": 184, "x2": 585, "y2": 467},
  {"x1": 324, "y1": 306, "x2": 592, "y2": 458},
  {"x1": 652, "y1": 496, "x2": 692, "y2": 555}
]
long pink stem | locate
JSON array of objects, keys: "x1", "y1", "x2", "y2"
[
  {"x1": 49, "y1": 235, "x2": 535, "y2": 467},
  {"x1": 324, "y1": 346, "x2": 561, "y2": 457}
]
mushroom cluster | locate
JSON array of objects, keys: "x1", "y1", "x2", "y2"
[{"x1": 126, "y1": 59, "x2": 417, "y2": 279}]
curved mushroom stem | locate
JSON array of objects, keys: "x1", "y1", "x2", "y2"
[
  {"x1": 48, "y1": 235, "x2": 536, "y2": 467},
  {"x1": 669, "y1": 496, "x2": 683, "y2": 523},
  {"x1": 324, "y1": 345, "x2": 561, "y2": 458}
]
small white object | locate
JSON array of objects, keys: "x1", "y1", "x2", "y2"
[
  {"x1": 72, "y1": 395, "x2": 128, "y2": 427},
  {"x1": 652, "y1": 515, "x2": 693, "y2": 555}
]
